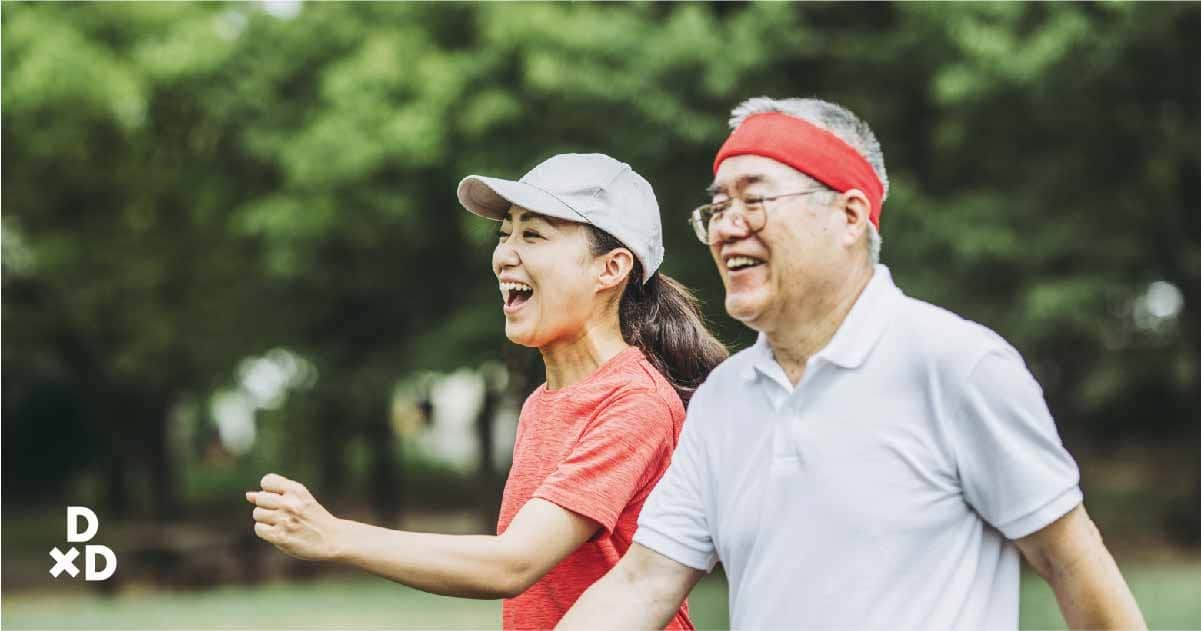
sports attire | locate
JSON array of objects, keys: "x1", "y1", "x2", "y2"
[
  {"x1": 458, "y1": 153, "x2": 693, "y2": 629},
  {"x1": 635, "y1": 265, "x2": 1081, "y2": 630},
  {"x1": 498, "y1": 347, "x2": 694, "y2": 630}
]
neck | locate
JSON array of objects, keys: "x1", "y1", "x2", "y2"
[
  {"x1": 765, "y1": 263, "x2": 875, "y2": 385},
  {"x1": 540, "y1": 317, "x2": 631, "y2": 391}
]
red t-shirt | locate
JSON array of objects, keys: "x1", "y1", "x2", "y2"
[{"x1": 497, "y1": 347, "x2": 694, "y2": 630}]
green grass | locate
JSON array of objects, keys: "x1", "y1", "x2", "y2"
[
  {"x1": 1020, "y1": 564, "x2": 1201, "y2": 629},
  {"x1": 3, "y1": 565, "x2": 1198, "y2": 629}
]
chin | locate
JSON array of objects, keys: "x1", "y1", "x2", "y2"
[
  {"x1": 503, "y1": 323, "x2": 537, "y2": 348},
  {"x1": 507, "y1": 319, "x2": 560, "y2": 349},
  {"x1": 725, "y1": 290, "x2": 769, "y2": 325}
]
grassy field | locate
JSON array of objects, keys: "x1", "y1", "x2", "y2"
[{"x1": 3, "y1": 564, "x2": 1199, "y2": 629}]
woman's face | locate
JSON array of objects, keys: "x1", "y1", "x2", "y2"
[{"x1": 492, "y1": 206, "x2": 605, "y2": 348}]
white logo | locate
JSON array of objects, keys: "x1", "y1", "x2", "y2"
[{"x1": 49, "y1": 506, "x2": 117, "y2": 581}]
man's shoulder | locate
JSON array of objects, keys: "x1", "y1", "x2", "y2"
[
  {"x1": 701, "y1": 341, "x2": 760, "y2": 387},
  {"x1": 887, "y1": 293, "x2": 1017, "y2": 371},
  {"x1": 683, "y1": 343, "x2": 759, "y2": 419}
]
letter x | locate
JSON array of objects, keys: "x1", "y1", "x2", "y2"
[{"x1": 49, "y1": 547, "x2": 80, "y2": 578}]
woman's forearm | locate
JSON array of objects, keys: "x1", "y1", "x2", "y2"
[
  {"x1": 333, "y1": 519, "x2": 531, "y2": 599},
  {"x1": 249, "y1": 477, "x2": 592, "y2": 600}
]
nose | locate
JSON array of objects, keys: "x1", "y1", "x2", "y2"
[
  {"x1": 493, "y1": 236, "x2": 520, "y2": 276},
  {"x1": 708, "y1": 207, "x2": 753, "y2": 245}
]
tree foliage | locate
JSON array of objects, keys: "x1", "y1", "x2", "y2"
[{"x1": 3, "y1": 2, "x2": 1198, "y2": 532}]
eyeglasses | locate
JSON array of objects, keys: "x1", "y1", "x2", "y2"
[{"x1": 688, "y1": 188, "x2": 827, "y2": 245}]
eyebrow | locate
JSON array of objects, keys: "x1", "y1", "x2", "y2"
[
  {"x1": 503, "y1": 208, "x2": 561, "y2": 228},
  {"x1": 706, "y1": 175, "x2": 764, "y2": 196}
]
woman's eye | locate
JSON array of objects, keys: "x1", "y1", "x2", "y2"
[
  {"x1": 522, "y1": 230, "x2": 541, "y2": 239},
  {"x1": 497, "y1": 231, "x2": 510, "y2": 240}
]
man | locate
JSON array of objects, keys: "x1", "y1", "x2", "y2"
[{"x1": 557, "y1": 97, "x2": 1146, "y2": 630}]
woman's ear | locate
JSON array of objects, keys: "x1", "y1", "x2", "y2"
[{"x1": 596, "y1": 248, "x2": 635, "y2": 292}]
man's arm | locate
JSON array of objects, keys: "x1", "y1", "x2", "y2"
[
  {"x1": 248, "y1": 473, "x2": 596, "y2": 599},
  {"x1": 557, "y1": 542, "x2": 704, "y2": 630},
  {"x1": 1016, "y1": 503, "x2": 1146, "y2": 630}
]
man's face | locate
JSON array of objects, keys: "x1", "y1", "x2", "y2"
[{"x1": 707, "y1": 155, "x2": 854, "y2": 333}]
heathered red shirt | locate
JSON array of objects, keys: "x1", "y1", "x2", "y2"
[{"x1": 497, "y1": 347, "x2": 694, "y2": 630}]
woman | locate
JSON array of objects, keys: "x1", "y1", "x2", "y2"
[{"x1": 246, "y1": 153, "x2": 727, "y2": 629}]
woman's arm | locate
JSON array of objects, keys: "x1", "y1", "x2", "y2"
[{"x1": 247, "y1": 473, "x2": 598, "y2": 599}]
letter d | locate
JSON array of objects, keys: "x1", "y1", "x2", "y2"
[
  {"x1": 67, "y1": 506, "x2": 98, "y2": 543},
  {"x1": 85, "y1": 545, "x2": 117, "y2": 581}
]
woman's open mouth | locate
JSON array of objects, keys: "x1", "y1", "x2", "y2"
[{"x1": 500, "y1": 281, "x2": 534, "y2": 314}]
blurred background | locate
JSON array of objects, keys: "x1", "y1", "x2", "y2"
[{"x1": 3, "y1": 1, "x2": 1200, "y2": 629}]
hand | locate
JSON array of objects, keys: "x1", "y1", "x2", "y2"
[{"x1": 246, "y1": 473, "x2": 344, "y2": 561}]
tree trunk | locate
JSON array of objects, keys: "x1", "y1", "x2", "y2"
[
  {"x1": 146, "y1": 397, "x2": 179, "y2": 521},
  {"x1": 475, "y1": 379, "x2": 500, "y2": 530},
  {"x1": 366, "y1": 407, "x2": 401, "y2": 525},
  {"x1": 106, "y1": 432, "x2": 130, "y2": 518},
  {"x1": 317, "y1": 396, "x2": 347, "y2": 498}
]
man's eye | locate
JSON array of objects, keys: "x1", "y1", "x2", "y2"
[
  {"x1": 497, "y1": 230, "x2": 510, "y2": 240},
  {"x1": 523, "y1": 230, "x2": 541, "y2": 239},
  {"x1": 744, "y1": 196, "x2": 767, "y2": 205}
]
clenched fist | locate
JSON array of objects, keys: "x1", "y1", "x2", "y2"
[{"x1": 246, "y1": 473, "x2": 344, "y2": 561}]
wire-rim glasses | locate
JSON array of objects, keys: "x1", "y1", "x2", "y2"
[{"x1": 688, "y1": 189, "x2": 827, "y2": 245}]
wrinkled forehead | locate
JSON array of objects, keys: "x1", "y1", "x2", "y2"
[{"x1": 708, "y1": 155, "x2": 814, "y2": 196}]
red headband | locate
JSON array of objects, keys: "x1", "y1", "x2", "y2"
[{"x1": 713, "y1": 112, "x2": 884, "y2": 228}]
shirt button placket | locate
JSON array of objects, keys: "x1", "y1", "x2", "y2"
[{"x1": 786, "y1": 360, "x2": 820, "y2": 465}]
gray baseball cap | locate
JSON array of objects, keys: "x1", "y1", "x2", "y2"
[{"x1": 457, "y1": 153, "x2": 664, "y2": 284}]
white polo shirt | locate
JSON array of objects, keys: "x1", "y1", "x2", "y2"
[{"x1": 634, "y1": 265, "x2": 1082, "y2": 630}]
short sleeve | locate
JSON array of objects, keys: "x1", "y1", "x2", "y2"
[
  {"x1": 953, "y1": 346, "x2": 1083, "y2": 540},
  {"x1": 533, "y1": 389, "x2": 675, "y2": 535},
  {"x1": 633, "y1": 385, "x2": 718, "y2": 572}
]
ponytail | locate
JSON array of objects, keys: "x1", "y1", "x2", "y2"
[{"x1": 588, "y1": 228, "x2": 728, "y2": 406}]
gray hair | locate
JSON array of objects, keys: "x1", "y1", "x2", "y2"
[
  {"x1": 729, "y1": 97, "x2": 887, "y2": 263},
  {"x1": 866, "y1": 222, "x2": 881, "y2": 264}
]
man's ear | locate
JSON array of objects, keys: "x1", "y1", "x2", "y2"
[
  {"x1": 596, "y1": 248, "x2": 635, "y2": 292},
  {"x1": 840, "y1": 189, "x2": 871, "y2": 247}
]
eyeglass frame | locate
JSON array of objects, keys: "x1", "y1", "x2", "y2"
[{"x1": 687, "y1": 187, "x2": 830, "y2": 245}]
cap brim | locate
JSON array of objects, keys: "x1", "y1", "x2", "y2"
[{"x1": 456, "y1": 176, "x2": 585, "y2": 224}]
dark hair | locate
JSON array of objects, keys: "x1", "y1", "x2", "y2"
[{"x1": 588, "y1": 227, "x2": 728, "y2": 406}]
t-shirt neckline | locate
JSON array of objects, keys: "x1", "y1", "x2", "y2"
[{"x1": 537, "y1": 346, "x2": 643, "y2": 400}]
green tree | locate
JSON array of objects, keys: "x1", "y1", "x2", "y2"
[{"x1": 4, "y1": 2, "x2": 1198, "y2": 540}]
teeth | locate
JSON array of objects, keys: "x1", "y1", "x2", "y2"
[
  {"x1": 726, "y1": 256, "x2": 763, "y2": 270},
  {"x1": 499, "y1": 281, "x2": 533, "y2": 302}
]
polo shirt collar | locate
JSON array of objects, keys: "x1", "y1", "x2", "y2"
[
  {"x1": 741, "y1": 332, "x2": 778, "y2": 382},
  {"x1": 742, "y1": 264, "x2": 901, "y2": 382}
]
